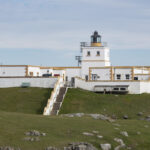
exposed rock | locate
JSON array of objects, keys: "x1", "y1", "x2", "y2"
[
  {"x1": 41, "y1": 132, "x2": 46, "y2": 136},
  {"x1": 123, "y1": 115, "x2": 128, "y2": 119},
  {"x1": 114, "y1": 138, "x2": 126, "y2": 150},
  {"x1": 137, "y1": 131, "x2": 141, "y2": 135},
  {"x1": 0, "y1": 147, "x2": 20, "y2": 150},
  {"x1": 97, "y1": 135, "x2": 103, "y2": 139},
  {"x1": 45, "y1": 147, "x2": 58, "y2": 150},
  {"x1": 82, "y1": 132, "x2": 94, "y2": 136},
  {"x1": 145, "y1": 116, "x2": 150, "y2": 121},
  {"x1": 25, "y1": 130, "x2": 46, "y2": 136},
  {"x1": 92, "y1": 130, "x2": 99, "y2": 134},
  {"x1": 137, "y1": 112, "x2": 143, "y2": 116},
  {"x1": 88, "y1": 114, "x2": 115, "y2": 122},
  {"x1": 100, "y1": 144, "x2": 111, "y2": 150},
  {"x1": 120, "y1": 131, "x2": 128, "y2": 137},
  {"x1": 74, "y1": 113, "x2": 85, "y2": 117},
  {"x1": 65, "y1": 142, "x2": 97, "y2": 150},
  {"x1": 62, "y1": 113, "x2": 85, "y2": 118}
]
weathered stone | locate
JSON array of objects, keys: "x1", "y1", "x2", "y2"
[
  {"x1": 114, "y1": 138, "x2": 126, "y2": 149},
  {"x1": 137, "y1": 131, "x2": 141, "y2": 135},
  {"x1": 92, "y1": 130, "x2": 99, "y2": 134},
  {"x1": 45, "y1": 147, "x2": 58, "y2": 150},
  {"x1": 25, "y1": 130, "x2": 46, "y2": 136},
  {"x1": 114, "y1": 138, "x2": 124, "y2": 145},
  {"x1": 41, "y1": 132, "x2": 46, "y2": 136},
  {"x1": 89, "y1": 114, "x2": 115, "y2": 122},
  {"x1": 120, "y1": 131, "x2": 128, "y2": 137},
  {"x1": 123, "y1": 115, "x2": 128, "y2": 119},
  {"x1": 145, "y1": 116, "x2": 150, "y2": 121},
  {"x1": 74, "y1": 113, "x2": 85, "y2": 117},
  {"x1": 100, "y1": 144, "x2": 111, "y2": 150},
  {"x1": 97, "y1": 135, "x2": 103, "y2": 139},
  {"x1": 82, "y1": 132, "x2": 94, "y2": 136},
  {"x1": 67, "y1": 142, "x2": 97, "y2": 150},
  {"x1": 137, "y1": 112, "x2": 143, "y2": 116}
]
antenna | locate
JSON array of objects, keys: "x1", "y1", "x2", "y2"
[{"x1": 75, "y1": 56, "x2": 82, "y2": 67}]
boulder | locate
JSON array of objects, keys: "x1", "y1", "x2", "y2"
[
  {"x1": 114, "y1": 138, "x2": 126, "y2": 150},
  {"x1": 123, "y1": 115, "x2": 128, "y2": 119},
  {"x1": 100, "y1": 144, "x2": 111, "y2": 150},
  {"x1": 120, "y1": 131, "x2": 128, "y2": 137}
]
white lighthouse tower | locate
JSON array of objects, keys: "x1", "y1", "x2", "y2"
[{"x1": 80, "y1": 31, "x2": 111, "y2": 80}]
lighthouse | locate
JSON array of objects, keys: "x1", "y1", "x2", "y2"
[{"x1": 80, "y1": 31, "x2": 111, "y2": 80}]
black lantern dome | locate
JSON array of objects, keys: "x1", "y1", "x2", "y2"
[
  {"x1": 91, "y1": 31, "x2": 101, "y2": 43},
  {"x1": 91, "y1": 31, "x2": 102, "y2": 47}
]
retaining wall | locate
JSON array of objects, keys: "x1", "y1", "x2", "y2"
[{"x1": 0, "y1": 77, "x2": 58, "y2": 88}]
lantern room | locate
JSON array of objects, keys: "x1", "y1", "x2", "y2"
[{"x1": 91, "y1": 31, "x2": 102, "y2": 47}]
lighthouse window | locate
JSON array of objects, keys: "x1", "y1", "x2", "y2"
[
  {"x1": 126, "y1": 74, "x2": 130, "y2": 80},
  {"x1": 87, "y1": 51, "x2": 91, "y2": 56},
  {"x1": 116, "y1": 74, "x2": 121, "y2": 80},
  {"x1": 97, "y1": 51, "x2": 100, "y2": 56}
]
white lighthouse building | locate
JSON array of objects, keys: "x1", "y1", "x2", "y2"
[
  {"x1": 81, "y1": 31, "x2": 111, "y2": 80},
  {"x1": 0, "y1": 31, "x2": 150, "y2": 94}
]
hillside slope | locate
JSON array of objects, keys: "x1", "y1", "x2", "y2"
[
  {"x1": 0, "y1": 87, "x2": 52, "y2": 114},
  {"x1": 59, "y1": 88, "x2": 150, "y2": 119}
]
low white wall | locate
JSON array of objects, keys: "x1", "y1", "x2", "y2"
[
  {"x1": 75, "y1": 77, "x2": 142, "y2": 94},
  {"x1": 0, "y1": 77, "x2": 58, "y2": 88},
  {"x1": 140, "y1": 82, "x2": 150, "y2": 94}
]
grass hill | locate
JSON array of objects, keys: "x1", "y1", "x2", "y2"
[
  {"x1": 60, "y1": 88, "x2": 150, "y2": 119},
  {"x1": 0, "y1": 87, "x2": 150, "y2": 150},
  {"x1": 0, "y1": 87, "x2": 52, "y2": 114}
]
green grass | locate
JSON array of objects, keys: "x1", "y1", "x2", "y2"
[
  {"x1": 0, "y1": 111, "x2": 150, "y2": 150},
  {"x1": 60, "y1": 88, "x2": 150, "y2": 119},
  {"x1": 0, "y1": 87, "x2": 52, "y2": 114},
  {"x1": 0, "y1": 87, "x2": 150, "y2": 149}
]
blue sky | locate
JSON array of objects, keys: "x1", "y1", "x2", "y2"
[{"x1": 0, "y1": 0, "x2": 150, "y2": 66}]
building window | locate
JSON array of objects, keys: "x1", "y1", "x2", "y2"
[
  {"x1": 126, "y1": 74, "x2": 130, "y2": 80},
  {"x1": 92, "y1": 74, "x2": 97, "y2": 80},
  {"x1": 116, "y1": 74, "x2": 121, "y2": 80},
  {"x1": 120, "y1": 88, "x2": 126, "y2": 91},
  {"x1": 97, "y1": 51, "x2": 100, "y2": 56},
  {"x1": 134, "y1": 77, "x2": 138, "y2": 80},
  {"x1": 114, "y1": 88, "x2": 119, "y2": 91},
  {"x1": 87, "y1": 51, "x2": 90, "y2": 56}
]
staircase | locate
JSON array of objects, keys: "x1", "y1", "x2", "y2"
[{"x1": 50, "y1": 87, "x2": 67, "y2": 115}]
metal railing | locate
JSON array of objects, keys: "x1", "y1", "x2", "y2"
[{"x1": 80, "y1": 42, "x2": 108, "y2": 47}]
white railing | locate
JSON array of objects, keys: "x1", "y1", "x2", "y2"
[{"x1": 43, "y1": 76, "x2": 64, "y2": 115}]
